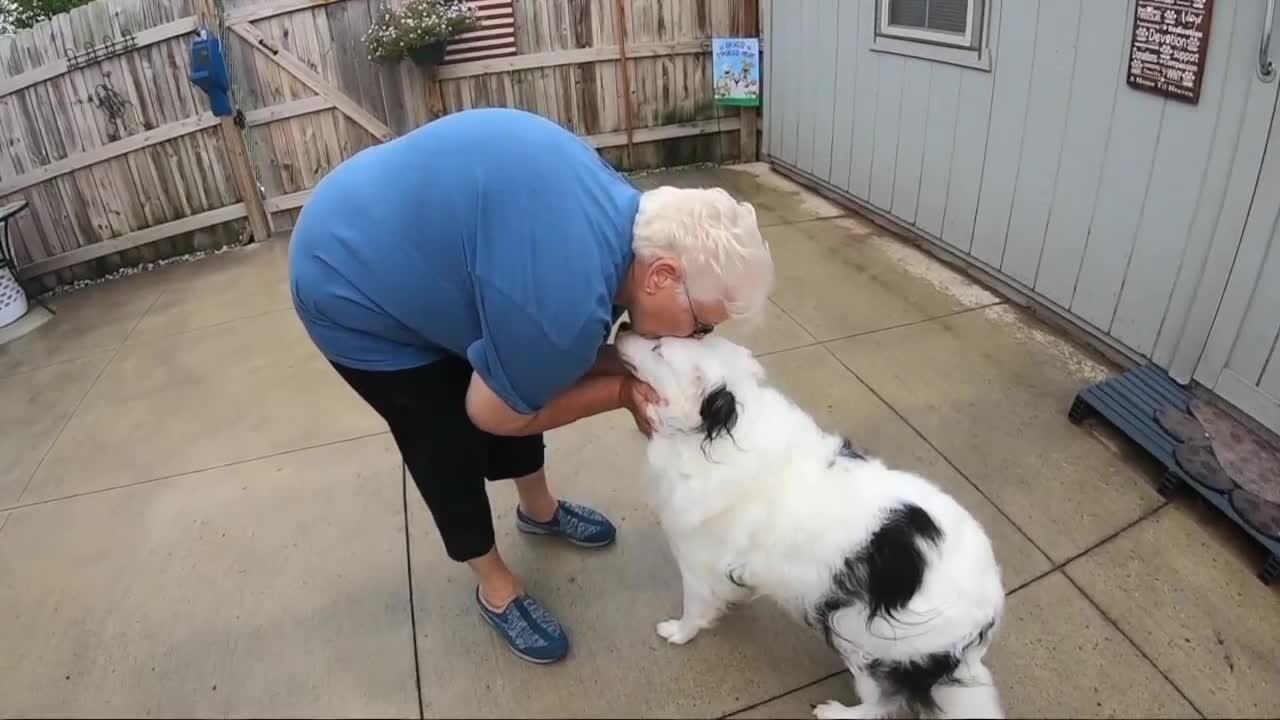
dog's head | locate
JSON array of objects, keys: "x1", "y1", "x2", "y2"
[{"x1": 616, "y1": 332, "x2": 764, "y2": 442}]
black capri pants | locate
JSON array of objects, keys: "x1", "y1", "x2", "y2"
[{"x1": 331, "y1": 354, "x2": 545, "y2": 562}]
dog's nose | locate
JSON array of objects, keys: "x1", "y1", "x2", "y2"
[{"x1": 618, "y1": 320, "x2": 633, "y2": 334}]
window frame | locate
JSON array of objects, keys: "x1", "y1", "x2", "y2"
[
  {"x1": 877, "y1": 0, "x2": 980, "y2": 49},
  {"x1": 868, "y1": 0, "x2": 996, "y2": 72}
]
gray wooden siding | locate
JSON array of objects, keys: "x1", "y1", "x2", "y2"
[
  {"x1": 1195, "y1": 93, "x2": 1280, "y2": 433},
  {"x1": 766, "y1": 0, "x2": 1272, "y2": 369}
]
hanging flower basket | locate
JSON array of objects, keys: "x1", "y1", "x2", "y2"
[{"x1": 365, "y1": 0, "x2": 479, "y2": 66}]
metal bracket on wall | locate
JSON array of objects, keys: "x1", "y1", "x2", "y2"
[
  {"x1": 256, "y1": 36, "x2": 280, "y2": 55},
  {"x1": 65, "y1": 31, "x2": 138, "y2": 71},
  {"x1": 1262, "y1": 0, "x2": 1277, "y2": 81}
]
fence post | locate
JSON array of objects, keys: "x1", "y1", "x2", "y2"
[
  {"x1": 195, "y1": 0, "x2": 272, "y2": 241},
  {"x1": 219, "y1": 118, "x2": 273, "y2": 241},
  {"x1": 614, "y1": 0, "x2": 635, "y2": 167},
  {"x1": 425, "y1": 66, "x2": 447, "y2": 120},
  {"x1": 739, "y1": 0, "x2": 760, "y2": 162}
]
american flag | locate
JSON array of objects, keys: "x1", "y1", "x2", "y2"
[{"x1": 443, "y1": 0, "x2": 518, "y2": 64}]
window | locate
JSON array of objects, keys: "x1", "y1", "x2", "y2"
[
  {"x1": 878, "y1": 0, "x2": 983, "y2": 50},
  {"x1": 867, "y1": 0, "x2": 993, "y2": 71}
]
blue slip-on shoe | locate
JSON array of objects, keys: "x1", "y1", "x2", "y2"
[
  {"x1": 475, "y1": 588, "x2": 569, "y2": 664},
  {"x1": 516, "y1": 500, "x2": 617, "y2": 548}
]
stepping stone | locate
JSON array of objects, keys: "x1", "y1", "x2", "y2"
[
  {"x1": 1190, "y1": 399, "x2": 1280, "y2": 504},
  {"x1": 1155, "y1": 406, "x2": 1208, "y2": 444},
  {"x1": 1230, "y1": 487, "x2": 1280, "y2": 541},
  {"x1": 1174, "y1": 441, "x2": 1235, "y2": 493}
]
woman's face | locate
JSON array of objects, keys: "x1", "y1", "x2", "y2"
[{"x1": 625, "y1": 256, "x2": 730, "y2": 339}]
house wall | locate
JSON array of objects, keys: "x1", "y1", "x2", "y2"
[{"x1": 763, "y1": 0, "x2": 1272, "y2": 372}]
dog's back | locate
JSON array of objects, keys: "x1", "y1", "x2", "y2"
[
  {"x1": 648, "y1": 383, "x2": 1004, "y2": 718},
  {"x1": 813, "y1": 463, "x2": 1004, "y2": 719},
  {"x1": 617, "y1": 333, "x2": 1003, "y2": 718}
]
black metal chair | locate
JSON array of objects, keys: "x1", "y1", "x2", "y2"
[{"x1": 0, "y1": 200, "x2": 26, "y2": 271}]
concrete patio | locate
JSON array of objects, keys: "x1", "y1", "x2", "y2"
[{"x1": 0, "y1": 163, "x2": 1276, "y2": 718}]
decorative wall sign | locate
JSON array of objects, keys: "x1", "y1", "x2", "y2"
[
  {"x1": 442, "y1": 0, "x2": 517, "y2": 65},
  {"x1": 713, "y1": 37, "x2": 760, "y2": 107},
  {"x1": 1126, "y1": 0, "x2": 1214, "y2": 104}
]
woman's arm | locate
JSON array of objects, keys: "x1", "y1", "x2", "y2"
[
  {"x1": 465, "y1": 369, "x2": 656, "y2": 437},
  {"x1": 586, "y1": 344, "x2": 628, "y2": 377}
]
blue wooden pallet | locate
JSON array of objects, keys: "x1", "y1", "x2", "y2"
[{"x1": 1071, "y1": 365, "x2": 1280, "y2": 585}]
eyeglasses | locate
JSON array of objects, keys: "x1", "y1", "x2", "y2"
[{"x1": 683, "y1": 281, "x2": 715, "y2": 339}]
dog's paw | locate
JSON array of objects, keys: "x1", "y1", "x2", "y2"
[
  {"x1": 655, "y1": 619, "x2": 697, "y2": 645},
  {"x1": 812, "y1": 701, "x2": 882, "y2": 720},
  {"x1": 811, "y1": 701, "x2": 850, "y2": 719}
]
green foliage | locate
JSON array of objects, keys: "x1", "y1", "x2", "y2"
[{"x1": 2, "y1": 0, "x2": 95, "y2": 33}]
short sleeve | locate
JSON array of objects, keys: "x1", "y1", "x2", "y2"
[{"x1": 465, "y1": 281, "x2": 606, "y2": 414}]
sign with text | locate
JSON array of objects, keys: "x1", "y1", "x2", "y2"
[
  {"x1": 1126, "y1": 0, "x2": 1214, "y2": 104},
  {"x1": 713, "y1": 38, "x2": 760, "y2": 107}
]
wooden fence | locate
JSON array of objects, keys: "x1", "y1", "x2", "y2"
[{"x1": 0, "y1": 0, "x2": 759, "y2": 289}]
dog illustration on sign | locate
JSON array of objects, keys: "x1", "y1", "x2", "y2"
[{"x1": 713, "y1": 38, "x2": 761, "y2": 107}]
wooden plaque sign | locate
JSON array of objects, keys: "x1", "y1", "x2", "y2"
[{"x1": 1126, "y1": 0, "x2": 1214, "y2": 104}]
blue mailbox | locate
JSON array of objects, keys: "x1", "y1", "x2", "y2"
[{"x1": 189, "y1": 29, "x2": 232, "y2": 117}]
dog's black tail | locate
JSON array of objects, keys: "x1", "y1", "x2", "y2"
[
  {"x1": 866, "y1": 619, "x2": 1002, "y2": 718},
  {"x1": 865, "y1": 652, "x2": 959, "y2": 716}
]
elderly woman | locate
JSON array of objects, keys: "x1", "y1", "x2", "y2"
[{"x1": 289, "y1": 108, "x2": 773, "y2": 664}]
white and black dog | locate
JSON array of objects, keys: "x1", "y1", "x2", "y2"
[{"x1": 617, "y1": 333, "x2": 1005, "y2": 719}]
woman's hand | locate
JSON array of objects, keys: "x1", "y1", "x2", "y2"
[{"x1": 618, "y1": 374, "x2": 661, "y2": 437}]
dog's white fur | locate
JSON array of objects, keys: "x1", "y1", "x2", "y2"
[{"x1": 617, "y1": 333, "x2": 1005, "y2": 719}]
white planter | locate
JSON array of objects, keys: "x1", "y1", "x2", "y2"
[{"x1": 0, "y1": 265, "x2": 30, "y2": 328}]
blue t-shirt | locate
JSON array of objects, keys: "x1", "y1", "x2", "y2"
[{"x1": 289, "y1": 109, "x2": 640, "y2": 414}]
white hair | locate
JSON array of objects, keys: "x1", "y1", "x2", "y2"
[{"x1": 632, "y1": 186, "x2": 774, "y2": 319}]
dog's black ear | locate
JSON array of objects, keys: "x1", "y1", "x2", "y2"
[{"x1": 698, "y1": 384, "x2": 739, "y2": 446}]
